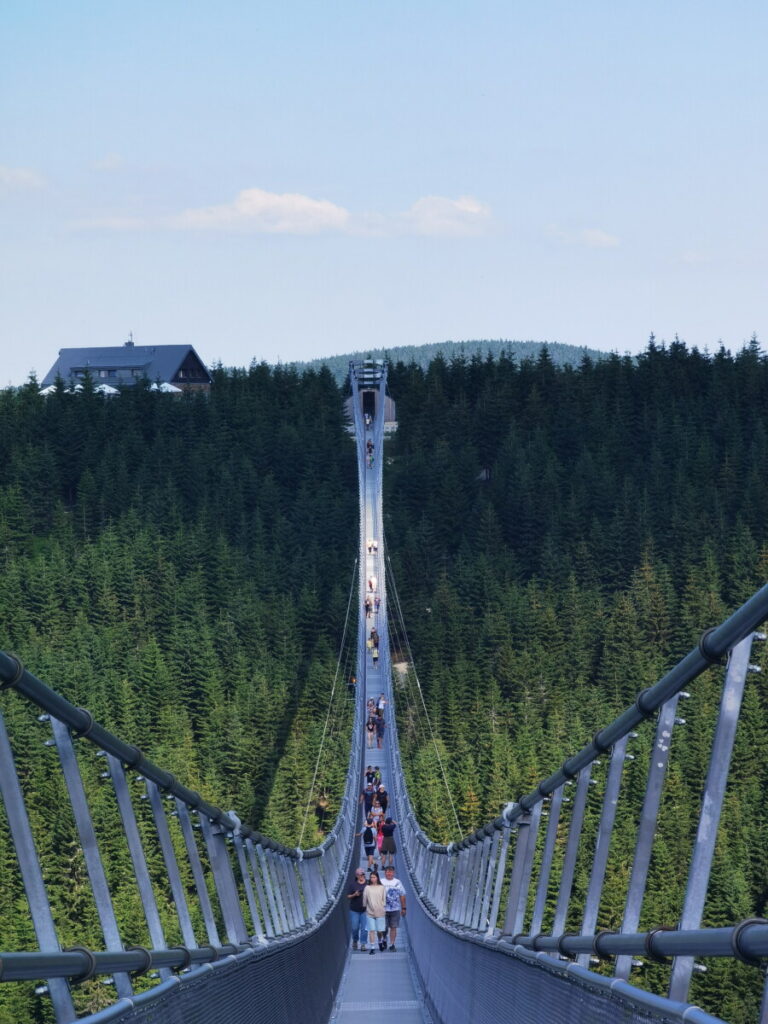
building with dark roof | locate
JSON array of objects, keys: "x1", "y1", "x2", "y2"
[{"x1": 41, "y1": 341, "x2": 212, "y2": 392}]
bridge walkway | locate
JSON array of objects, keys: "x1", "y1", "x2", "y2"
[{"x1": 330, "y1": 405, "x2": 430, "y2": 1024}]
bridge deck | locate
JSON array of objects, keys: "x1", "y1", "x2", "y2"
[{"x1": 331, "y1": 409, "x2": 430, "y2": 1024}]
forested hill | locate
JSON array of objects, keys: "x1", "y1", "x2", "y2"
[
  {"x1": 288, "y1": 338, "x2": 606, "y2": 383},
  {"x1": 1, "y1": 342, "x2": 767, "y2": 1021},
  {"x1": 0, "y1": 365, "x2": 357, "y2": 834},
  {"x1": 384, "y1": 339, "x2": 768, "y2": 1023}
]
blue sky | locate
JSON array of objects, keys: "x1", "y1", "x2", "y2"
[{"x1": 1, "y1": 0, "x2": 766, "y2": 385}]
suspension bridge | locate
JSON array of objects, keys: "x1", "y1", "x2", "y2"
[{"x1": 1, "y1": 360, "x2": 768, "y2": 1024}]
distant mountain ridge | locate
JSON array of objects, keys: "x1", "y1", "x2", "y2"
[{"x1": 287, "y1": 339, "x2": 608, "y2": 383}]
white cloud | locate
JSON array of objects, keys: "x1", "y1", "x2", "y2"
[
  {"x1": 401, "y1": 195, "x2": 491, "y2": 237},
  {"x1": 78, "y1": 187, "x2": 493, "y2": 238},
  {"x1": 548, "y1": 224, "x2": 620, "y2": 248},
  {"x1": 171, "y1": 187, "x2": 351, "y2": 234},
  {"x1": 0, "y1": 165, "x2": 46, "y2": 191}
]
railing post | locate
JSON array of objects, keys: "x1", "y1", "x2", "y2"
[
  {"x1": 668, "y1": 634, "x2": 755, "y2": 1000},
  {"x1": 107, "y1": 754, "x2": 171, "y2": 977},
  {"x1": 249, "y1": 840, "x2": 276, "y2": 935},
  {"x1": 487, "y1": 822, "x2": 511, "y2": 937},
  {"x1": 50, "y1": 718, "x2": 134, "y2": 999},
  {"x1": 502, "y1": 805, "x2": 542, "y2": 939},
  {"x1": 615, "y1": 695, "x2": 681, "y2": 980},
  {"x1": 232, "y1": 831, "x2": 265, "y2": 941},
  {"x1": 175, "y1": 799, "x2": 221, "y2": 946},
  {"x1": 0, "y1": 708, "x2": 77, "y2": 1024},
  {"x1": 529, "y1": 787, "x2": 564, "y2": 935},
  {"x1": 551, "y1": 765, "x2": 593, "y2": 940},
  {"x1": 198, "y1": 814, "x2": 248, "y2": 945},
  {"x1": 477, "y1": 830, "x2": 499, "y2": 930},
  {"x1": 263, "y1": 847, "x2": 289, "y2": 933},
  {"x1": 577, "y1": 736, "x2": 629, "y2": 967},
  {"x1": 145, "y1": 781, "x2": 198, "y2": 951}
]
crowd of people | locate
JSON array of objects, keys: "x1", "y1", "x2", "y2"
[
  {"x1": 349, "y1": 765, "x2": 405, "y2": 953},
  {"x1": 347, "y1": 423, "x2": 407, "y2": 954},
  {"x1": 365, "y1": 693, "x2": 387, "y2": 748}
]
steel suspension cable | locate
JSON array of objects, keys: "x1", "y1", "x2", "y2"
[
  {"x1": 298, "y1": 556, "x2": 359, "y2": 848},
  {"x1": 383, "y1": 540, "x2": 463, "y2": 840}
]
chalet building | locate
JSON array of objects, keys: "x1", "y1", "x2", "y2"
[{"x1": 40, "y1": 341, "x2": 212, "y2": 393}]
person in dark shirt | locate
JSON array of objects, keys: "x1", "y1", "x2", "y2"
[
  {"x1": 346, "y1": 869, "x2": 368, "y2": 950},
  {"x1": 359, "y1": 784, "x2": 376, "y2": 814},
  {"x1": 380, "y1": 817, "x2": 397, "y2": 868}
]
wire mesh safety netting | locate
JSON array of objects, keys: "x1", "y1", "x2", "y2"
[
  {"x1": 91, "y1": 894, "x2": 350, "y2": 1024},
  {"x1": 403, "y1": 881, "x2": 714, "y2": 1024}
]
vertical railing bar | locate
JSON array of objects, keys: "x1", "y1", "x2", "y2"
[
  {"x1": 615, "y1": 695, "x2": 681, "y2": 980},
  {"x1": 487, "y1": 823, "x2": 511, "y2": 937},
  {"x1": 502, "y1": 814, "x2": 535, "y2": 937},
  {"x1": 297, "y1": 858, "x2": 315, "y2": 921},
  {"x1": 529, "y1": 786, "x2": 565, "y2": 935},
  {"x1": 106, "y1": 754, "x2": 171, "y2": 979},
  {"x1": 465, "y1": 842, "x2": 480, "y2": 928},
  {"x1": 668, "y1": 635, "x2": 755, "y2": 1001},
  {"x1": 514, "y1": 802, "x2": 544, "y2": 935},
  {"x1": 247, "y1": 839, "x2": 275, "y2": 937},
  {"x1": 472, "y1": 836, "x2": 492, "y2": 930},
  {"x1": 436, "y1": 854, "x2": 452, "y2": 918},
  {"x1": 261, "y1": 848, "x2": 287, "y2": 933},
  {"x1": 447, "y1": 851, "x2": 463, "y2": 921},
  {"x1": 274, "y1": 851, "x2": 294, "y2": 933},
  {"x1": 282, "y1": 858, "x2": 301, "y2": 930},
  {"x1": 144, "y1": 781, "x2": 197, "y2": 951},
  {"x1": 0, "y1": 708, "x2": 77, "y2": 1024},
  {"x1": 577, "y1": 735, "x2": 629, "y2": 968},
  {"x1": 198, "y1": 815, "x2": 248, "y2": 945},
  {"x1": 456, "y1": 848, "x2": 471, "y2": 924},
  {"x1": 232, "y1": 833, "x2": 264, "y2": 941},
  {"x1": 284, "y1": 857, "x2": 302, "y2": 929},
  {"x1": 479, "y1": 830, "x2": 501, "y2": 931},
  {"x1": 551, "y1": 765, "x2": 594, "y2": 939},
  {"x1": 552, "y1": 765, "x2": 593, "y2": 937},
  {"x1": 503, "y1": 803, "x2": 545, "y2": 938},
  {"x1": 175, "y1": 799, "x2": 220, "y2": 946},
  {"x1": 50, "y1": 719, "x2": 133, "y2": 999}
]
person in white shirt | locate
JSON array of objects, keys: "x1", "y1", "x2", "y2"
[{"x1": 381, "y1": 865, "x2": 407, "y2": 951}]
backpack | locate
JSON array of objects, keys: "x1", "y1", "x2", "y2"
[{"x1": 363, "y1": 826, "x2": 374, "y2": 845}]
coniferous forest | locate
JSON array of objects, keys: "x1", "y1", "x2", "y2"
[
  {"x1": 385, "y1": 339, "x2": 768, "y2": 1023},
  {"x1": 1, "y1": 340, "x2": 767, "y2": 1022}
]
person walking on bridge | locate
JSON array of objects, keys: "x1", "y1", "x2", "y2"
[
  {"x1": 362, "y1": 871, "x2": 387, "y2": 954},
  {"x1": 347, "y1": 869, "x2": 368, "y2": 951},
  {"x1": 382, "y1": 865, "x2": 406, "y2": 951}
]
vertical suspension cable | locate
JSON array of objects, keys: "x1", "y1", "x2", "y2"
[
  {"x1": 298, "y1": 557, "x2": 358, "y2": 849},
  {"x1": 384, "y1": 540, "x2": 463, "y2": 841}
]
